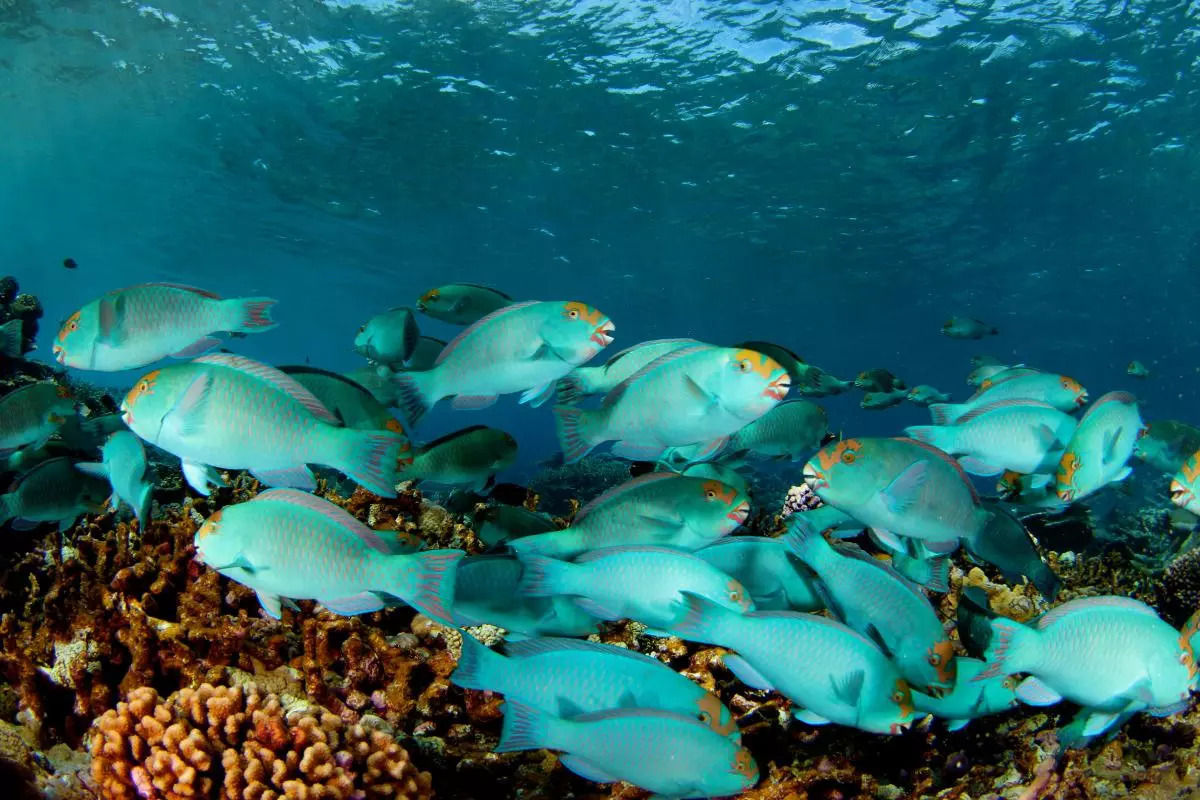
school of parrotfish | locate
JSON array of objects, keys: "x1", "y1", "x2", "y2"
[{"x1": 0, "y1": 280, "x2": 1188, "y2": 798}]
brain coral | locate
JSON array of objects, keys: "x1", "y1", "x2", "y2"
[{"x1": 88, "y1": 683, "x2": 432, "y2": 800}]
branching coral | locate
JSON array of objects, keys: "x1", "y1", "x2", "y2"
[{"x1": 89, "y1": 683, "x2": 432, "y2": 800}]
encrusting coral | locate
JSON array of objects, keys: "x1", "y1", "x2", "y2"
[{"x1": 89, "y1": 682, "x2": 432, "y2": 800}]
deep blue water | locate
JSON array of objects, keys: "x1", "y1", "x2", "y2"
[{"x1": 3, "y1": 0, "x2": 1198, "y2": 480}]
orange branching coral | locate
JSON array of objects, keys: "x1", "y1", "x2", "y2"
[{"x1": 89, "y1": 683, "x2": 433, "y2": 800}]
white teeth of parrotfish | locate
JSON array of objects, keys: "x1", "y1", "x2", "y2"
[
  {"x1": 451, "y1": 635, "x2": 741, "y2": 741},
  {"x1": 54, "y1": 283, "x2": 278, "y2": 372},
  {"x1": 552, "y1": 345, "x2": 788, "y2": 464},
  {"x1": 393, "y1": 300, "x2": 614, "y2": 426},
  {"x1": 507, "y1": 472, "x2": 749, "y2": 560},
  {"x1": 120, "y1": 353, "x2": 412, "y2": 498},
  {"x1": 193, "y1": 488, "x2": 462, "y2": 624},
  {"x1": 972, "y1": 596, "x2": 1196, "y2": 737}
]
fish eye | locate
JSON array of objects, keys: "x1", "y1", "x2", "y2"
[
  {"x1": 928, "y1": 652, "x2": 943, "y2": 666},
  {"x1": 568, "y1": 309, "x2": 579, "y2": 319},
  {"x1": 697, "y1": 710, "x2": 712, "y2": 723},
  {"x1": 728, "y1": 588, "x2": 742, "y2": 603},
  {"x1": 735, "y1": 359, "x2": 750, "y2": 372},
  {"x1": 841, "y1": 450, "x2": 856, "y2": 464},
  {"x1": 705, "y1": 489, "x2": 716, "y2": 500},
  {"x1": 891, "y1": 690, "x2": 905, "y2": 703}
]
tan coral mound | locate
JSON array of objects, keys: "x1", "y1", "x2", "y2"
[{"x1": 88, "y1": 683, "x2": 432, "y2": 800}]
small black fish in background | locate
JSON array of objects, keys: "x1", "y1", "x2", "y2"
[{"x1": 62, "y1": 258, "x2": 78, "y2": 269}]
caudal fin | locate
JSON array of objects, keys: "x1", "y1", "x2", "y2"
[
  {"x1": 385, "y1": 549, "x2": 463, "y2": 626},
  {"x1": 515, "y1": 554, "x2": 575, "y2": 597},
  {"x1": 669, "y1": 591, "x2": 737, "y2": 646},
  {"x1": 450, "y1": 632, "x2": 509, "y2": 692},
  {"x1": 552, "y1": 406, "x2": 601, "y2": 464},
  {"x1": 134, "y1": 480, "x2": 154, "y2": 525},
  {"x1": 225, "y1": 297, "x2": 278, "y2": 332},
  {"x1": 393, "y1": 371, "x2": 436, "y2": 427},
  {"x1": 496, "y1": 698, "x2": 558, "y2": 753},
  {"x1": 903, "y1": 425, "x2": 954, "y2": 452},
  {"x1": 329, "y1": 428, "x2": 407, "y2": 497},
  {"x1": 781, "y1": 513, "x2": 830, "y2": 565},
  {"x1": 973, "y1": 617, "x2": 1037, "y2": 681},
  {"x1": 0, "y1": 319, "x2": 23, "y2": 359},
  {"x1": 555, "y1": 375, "x2": 587, "y2": 406},
  {"x1": 928, "y1": 403, "x2": 967, "y2": 426}
]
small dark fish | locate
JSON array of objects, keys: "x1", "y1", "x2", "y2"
[
  {"x1": 855, "y1": 368, "x2": 906, "y2": 393},
  {"x1": 970, "y1": 501, "x2": 1061, "y2": 599},
  {"x1": 490, "y1": 482, "x2": 536, "y2": 507},
  {"x1": 63, "y1": 258, "x2": 78, "y2": 269}
]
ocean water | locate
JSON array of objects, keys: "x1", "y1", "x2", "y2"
[{"x1": 2, "y1": 0, "x2": 1198, "y2": 476}]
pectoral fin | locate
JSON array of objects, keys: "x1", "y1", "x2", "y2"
[{"x1": 881, "y1": 462, "x2": 929, "y2": 515}]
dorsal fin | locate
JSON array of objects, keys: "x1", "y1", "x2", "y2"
[
  {"x1": 892, "y1": 437, "x2": 980, "y2": 503},
  {"x1": 697, "y1": 535, "x2": 776, "y2": 550},
  {"x1": 602, "y1": 338, "x2": 698, "y2": 370},
  {"x1": 956, "y1": 398, "x2": 1057, "y2": 424},
  {"x1": 745, "y1": 607, "x2": 883, "y2": 649},
  {"x1": 505, "y1": 637, "x2": 658, "y2": 664},
  {"x1": 253, "y1": 488, "x2": 398, "y2": 553},
  {"x1": 601, "y1": 344, "x2": 713, "y2": 409},
  {"x1": 573, "y1": 472, "x2": 680, "y2": 523},
  {"x1": 1079, "y1": 391, "x2": 1138, "y2": 424},
  {"x1": 192, "y1": 354, "x2": 339, "y2": 424},
  {"x1": 127, "y1": 282, "x2": 222, "y2": 299},
  {"x1": 449, "y1": 282, "x2": 514, "y2": 301},
  {"x1": 434, "y1": 301, "x2": 540, "y2": 366},
  {"x1": 570, "y1": 707, "x2": 706, "y2": 726},
  {"x1": 279, "y1": 365, "x2": 376, "y2": 398},
  {"x1": 417, "y1": 425, "x2": 494, "y2": 454},
  {"x1": 1035, "y1": 595, "x2": 1156, "y2": 629}
]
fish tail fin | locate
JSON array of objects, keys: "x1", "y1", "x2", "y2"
[
  {"x1": 0, "y1": 494, "x2": 12, "y2": 527},
  {"x1": 515, "y1": 554, "x2": 575, "y2": 597},
  {"x1": 669, "y1": 591, "x2": 738, "y2": 644},
  {"x1": 974, "y1": 618, "x2": 1037, "y2": 681},
  {"x1": 383, "y1": 549, "x2": 463, "y2": 626},
  {"x1": 496, "y1": 698, "x2": 560, "y2": 754},
  {"x1": 903, "y1": 425, "x2": 953, "y2": 451},
  {"x1": 134, "y1": 481, "x2": 154, "y2": 525},
  {"x1": 329, "y1": 428, "x2": 407, "y2": 497},
  {"x1": 552, "y1": 406, "x2": 600, "y2": 463},
  {"x1": 781, "y1": 513, "x2": 829, "y2": 565},
  {"x1": 896, "y1": 554, "x2": 950, "y2": 593},
  {"x1": 928, "y1": 403, "x2": 964, "y2": 426},
  {"x1": 0, "y1": 318, "x2": 23, "y2": 358},
  {"x1": 224, "y1": 297, "x2": 278, "y2": 332},
  {"x1": 554, "y1": 374, "x2": 587, "y2": 406},
  {"x1": 451, "y1": 632, "x2": 509, "y2": 692},
  {"x1": 393, "y1": 371, "x2": 435, "y2": 427}
]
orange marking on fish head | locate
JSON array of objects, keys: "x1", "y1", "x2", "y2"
[
  {"x1": 562, "y1": 301, "x2": 602, "y2": 325},
  {"x1": 1056, "y1": 452, "x2": 1081, "y2": 501},
  {"x1": 725, "y1": 578, "x2": 751, "y2": 611},
  {"x1": 417, "y1": 288, "x2": 440, "y2": 308},
  {"x1": 57, "y1": 311, "x2": 81, "y2": 344},
  {"x1": 695, "y1": 693, "x2": 736, "y2": 737},
  {"x1": 197, "y1": 508, "x2": 223, "y2": 540},
  {"x1": 1061, "y1": 376, "x2": 1086, "y2": 406},
  {"x1": 1179, "y1": 612, "x2": 1200, "y2": 681},
  {"x1": 1183, "y1": 454, "x2": 1200, "y2": 484},
  {"x1": 703, "y1": 480, "x2": 737, "y2": 505},
  {"x1": 732, "y1": 349, "x2": 783, "y2": 381},
  {"x1": 928, "y1": 640, "x2": 957, "y2": 686},
  {"x1": 997, "y1": 470, "x2": 1024, "y2": 496},
  {"x1": 122, "y1": 370, "x2": 160, "y2": 425},
  {"x1": 731, "y1": 748, "x2": 758, "y2": 781}
]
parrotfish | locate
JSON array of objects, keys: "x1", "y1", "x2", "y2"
[
  {"x1": 495, "y1": 699, "x2": 759, "y2": 799},
  {"x1": 517, "y1": 545, "x2": 754, "y2": 633},
  {"x1": 734, "y1": 340, "x2": 805, "y2": 391},
  {"x1": 0, "y1": 456, "x2": 110, "y2": 531},
  {"x1": 966, "y1": 359, "x2": 1020, "y2": 387},
  {"x1": 720, "y1": 400, "x2": 828, "y2": 463},
  {"x1": 193, "y1": 488, "x2": 462, "y2": 623},
  {"x1": 995, "y1": 471, "x2": 1067, "y2": 511},
  {"x1": 974, "y1": 596, "x2": 1196, "y2": 737},
  {"x1": 1136, "y1": 420, "x2": 1200, "y2": 475},
  {"x1": 905, "y1": 399, "x2": 1077, "y2": 477},
  {"x1": 121, "y1": 354, "x2": 411, "y2": 497},
  {"x1": 694, "y1": 536, "x2": 823, "y2": 612},
  {"x1": 474, "y1": 505, "x2": 558, "y2": 548},
  {"x1": 792, "y1": 364, "x2": 853, "y2": 397},
  {"x1": 1169, "y1": 451, "x2": 1200, "y2": 516},
  {"x1": 803, "y1": 436, "x2": 994, "y2": 554},
  {"x1": 679, "y1": 462, "x2": 752, "y2": 500},
  {"x1": 942, "y1": 317, "x2": 998, "y2": 339},
  {"x1": 58, "y1": 412, "x2": 128, "y2": 455},
  {"x1": 452, "y1": 635, "x2": 740, "y2": 740},
  {"x1": 1055, "y1": 391, "x2": 1143, "y2": 503},
  {"x1": 416, "y1": 283, "x2": 514, "y2": 325},
  {"x1": 907, "y1": 385, "x2": 950, "y2": 406},
  {"x1": 281, "y1": 366, "x2": 408, "y2": 433},
  {"x1": 0, "y1": 381, "x2": 75, "y2": 456},
  {"x1": 913, "y1": 658, "x2": 1018, "y2": 731},
  {"x1": 508, "y1": 473, "x2": 748, "y2": 560},
  {"x1": 931, "y1": 372, "x2": 1087, "y2": 425},
  {"x1": 75, "y1": 431, "x2": 154, "y2": 524},
  {"x1": 855, "y1": 368, "x2": 906, "y2": 393},
  {"x1": 784, "y1": 515, "x2": 955, "y2": 694},
  {"x1": 343, "y1": 366, "x2": 401, "y2": 408},
  {"x1": 451, "y1": 555, "x2": 601, "y2": 639},
  {"x1": 553, "y1": 345, "x2": 789, "y2": 464},
  {"x1": 672, "y1": 594, "x2": 916, "y2": 735},
  {"x1": 394, "y1": 301, "x2": 613, "y2": 424},
  {"x1": 53, "y1": 283, "x2": 277, "y2": 372},
  {"x1": 1127, "y1": 360, "x2": 1150, "y2": 379},
  {"x1": 353, "y1": 307, "x2": 420, "y2": 368},
  {"x1": 403, "y1": 426, "x2": 518, "y2": 493},
  {"x1": 968, "y1": 501, "x2": 1061, "y2": 599},
  {"x1": 555, "y1": 338, "x2": 699, "y2": 406},
  {"x1": 861, "y1": 389, "x2": 908, "y2": 410}
]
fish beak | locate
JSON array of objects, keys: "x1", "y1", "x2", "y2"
[
  {"x1": 727, "y1": 501, "x2": 750, "y2": 525},
  {"x1": 888, "y1": 720, "x2": 911, "y2": 735},
  {"x1": 1076, "y1": 392, "x2": 1088, "y2": 407},
  {"x1": 764, "y1": 375, "x2": 790, "y2": 401},
  {"x1": 52, "y1": 344, "x2": 64, "y2": 364},
  {"x1": 802, "y1": 462, "x2": 828, "y2": 492},
  {"x1": 1171, "y1": 480, "x2": 1191, "y2": 507},
  {"x1": 590, "y1": 320, "x2": 614, "y2": 347}
]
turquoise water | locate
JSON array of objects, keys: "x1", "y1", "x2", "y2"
[{"x1": 2, "y1": 0, "x2": 1198, "y2": 471}]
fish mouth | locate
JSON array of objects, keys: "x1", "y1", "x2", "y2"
[
  {"x1": 52, "y1": 344, "x2": 64, "y2": 364},
  {"x1": 764, "y1": 376, "x2": 790, "y2": 401},
  {"x1": 1171, "y1": 480, "x2": 1191, "y2": 506},
  {"x1": 727, "y1": 501, "x2": 750, "y2": 525},
  {"x1": 590, "y1": 321, "x2": 614, "y2": 347},
  {"x1": 802, "y1": 462, "x2": 828, "y2": 492},
  {"x1": 924, "y1": 686, "x2": 949, "y2": 699},
  {"x1": 1075, "y1": 392, "x2": 1088, "y2": 407},
  {"x1": 888, "y1": 721, "x2": 911, "y2": 735}
]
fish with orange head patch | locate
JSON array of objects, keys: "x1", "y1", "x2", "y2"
[
  {"x1": 928, "y1": 372, "x2": 1088, "y2": 425},
  {"x1": 1170, "y1": 450, "x2": 1200, "y2": 516},
  {"x1": 414, "y1": 283, "x2": 513, "y2": 325},
  {"x1": 1054, "y1": 391, "x2": 1142, "y2": 504},
  {"x1": 913, "y1": 657, "x2": 1019, "y2": 731}
]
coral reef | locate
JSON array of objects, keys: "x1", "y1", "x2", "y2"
[
  {"x1": 90, "y1": 683, "x2": 431, "y2": 800},
  {"x1": 1159, "y1": 547, "x2": 1200, "y2": 627}
]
